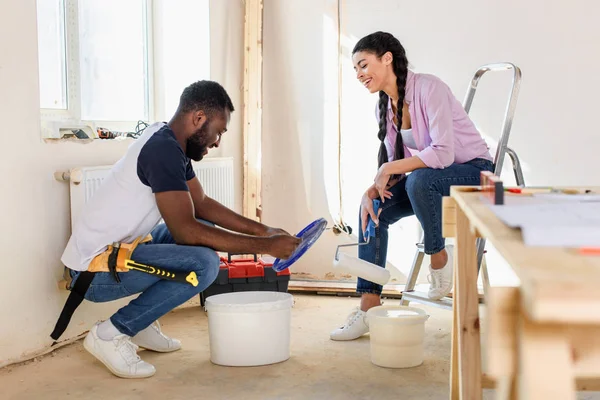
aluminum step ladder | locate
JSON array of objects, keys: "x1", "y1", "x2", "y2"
[{"x1": 400, "y1": 63, "x2": 525, "y2": 310}]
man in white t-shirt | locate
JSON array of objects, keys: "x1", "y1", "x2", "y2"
[{"x1": 55, "y1": 80, "x2": 300, "y2": 379}]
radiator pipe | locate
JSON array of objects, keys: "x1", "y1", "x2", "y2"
[
  {"x1": 53, "y1": 170, "x2": 83, "y2": 184},
  {"x1": 54, "y1": 171, "x2": 70, "y2": 182}
]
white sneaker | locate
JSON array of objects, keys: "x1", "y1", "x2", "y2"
[
  {"x1": 428, "y1": 245, "x2": 454, "y2": 300},
  {"x1": 330, "y1": 308, "x2": 369, "y2": 341},
  {"x1": 83, "y1": 323, "x2": 156, "y2": 379},
  {"x1": 132, "y1": 321, "x2": 181, "y2": 353}
]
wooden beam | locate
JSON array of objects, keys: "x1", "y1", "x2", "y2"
[
  {"x1": 288, "y1": 280, "x2": 404, "y2": 297},
  {"x1": 450, "y1": 279, "x2": 460, "y2": 400},
  {"x1": 442, "y1": 196, "x2": 457, "y2": 238},
  {"x1": 454, "y1": 206, "x2": 483, "y2": 399},
  {"x1": 484, "y1": 287, "x2": 519, "y2": 379},
  {"x1": 517, "y1": 315, "x2": 576, "y2": 400},
  {"x1": 242, "y1": 0, "x2": 263, "y2": 220}
]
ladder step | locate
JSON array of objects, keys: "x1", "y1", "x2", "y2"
[
  {"x1": 401, "y1": 290, "x2": 485, "y2": 310},
  {"x1": 400, "y1": 291, "x2": 453, "y2": 310}
]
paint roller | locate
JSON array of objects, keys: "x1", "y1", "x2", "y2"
[{"x1": 333, "y1": 199, "x2": 391, "y2": 285}]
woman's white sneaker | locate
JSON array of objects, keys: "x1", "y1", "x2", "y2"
[
  {"x1": 83, "y1": 323, "x2": 156, "y2": 379},
  {"x1": 132, "y1": 321, "x2": 181, "y2": 353},
  {"x1": 428, "y1": 245, "x2": 454, "y2": 300},
  {"x1": 330, "y1": 308, "x2": 369, "y2": 341}
]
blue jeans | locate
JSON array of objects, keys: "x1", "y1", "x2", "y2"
[
  {"x1": 357, "y1": 158, "x2": 494, "y2": 295},
  {"x1": 69, "y1": 222, "x2": 220, "y2": 336}
]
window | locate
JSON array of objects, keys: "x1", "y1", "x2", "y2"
[
  {"x1": 37, "y1": 0, "x2": 67, "y2": 110},
  {"x1": 36, "y1": 0, "x2": 210, "y2": 139},
  {"x1": 78, "y1": 0, "x2": 150, "y2": 122}
]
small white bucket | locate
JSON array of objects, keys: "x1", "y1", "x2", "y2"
[
  {"x1": 366, "y1": 305, "x2": 430, "y2": 368},
  {"x1": 205, "y1": 291, "x2": 294, "y2": 367}
]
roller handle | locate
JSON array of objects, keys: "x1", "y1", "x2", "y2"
[{"x1": 365, "y1": 199, "x2": 381, "y2": 240}]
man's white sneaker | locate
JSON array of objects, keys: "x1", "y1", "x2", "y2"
[
  {"x1": 330, "y1": 308, "x2": 369, "y2": 341},
  {"x1": 132, "y1": 321, "x2": 181, "y2": 353},
  {"x1": 428, "y1": 245, "x2": 454, "y2": 301},
  {"x1": 83, "y1": 323, "x2": 156, "y2": 379}
]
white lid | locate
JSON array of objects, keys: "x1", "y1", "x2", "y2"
[
  {"x1": 205, "y1": 291, "x2": 293, "y2": 313},
  {"x1": 366, "y1": 305, "x2": 429, "y2": 324}
]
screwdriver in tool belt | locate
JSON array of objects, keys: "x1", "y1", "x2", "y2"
[{"x1": 123, "y1": 260, "x2": 199, "y2": 287}]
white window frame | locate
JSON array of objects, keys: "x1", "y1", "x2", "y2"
[{"x1": 40, "y1": 0, "x2": 156, "y2": 138}]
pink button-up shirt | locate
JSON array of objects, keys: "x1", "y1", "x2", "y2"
[{"x1": 379, "y1": 70, "x2": 492, "y2": 169}]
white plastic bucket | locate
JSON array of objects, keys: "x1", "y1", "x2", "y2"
[
  {"x1": 366, "y1": 305, "x2": 429, "y2": 368},
  {"x1": 205, "y1": 291, "x2": 294, "y2": 367}
]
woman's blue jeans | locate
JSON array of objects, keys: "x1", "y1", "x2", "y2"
[{"x1": 357, "y1": 158, "x2": 494, "y2": 295}]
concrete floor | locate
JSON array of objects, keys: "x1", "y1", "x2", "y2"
[{"x1": 1, "y1": 294, "x2": 599, "y2": 400}]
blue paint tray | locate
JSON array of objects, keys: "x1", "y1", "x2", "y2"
[{"x1": 272, "y1": 218, "x2": 328, "y2": 272}]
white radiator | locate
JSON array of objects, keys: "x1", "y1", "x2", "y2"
[{"x1": 63, "y1": 157, "x2": 235, "y2": 230}]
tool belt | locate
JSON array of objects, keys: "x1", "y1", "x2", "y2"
[
  {"x1": 50, "y1": 235, "x2": 152, "y2": 343},
  {"x1": 88, "y1": 235, "x2": 152, "y2": 280}
]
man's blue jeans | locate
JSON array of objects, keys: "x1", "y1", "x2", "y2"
[
  {"x1": 70, "y1": 222, "x2": 220, "y2": 336},
  {"x1": 357, "y1": 158, "x2": 494, "y2": 295}
]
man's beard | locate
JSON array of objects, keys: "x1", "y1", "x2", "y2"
[{"x1": 186, "y1": 122, "x2": 210, "y2": 161}]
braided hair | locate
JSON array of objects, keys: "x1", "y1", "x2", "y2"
[{"x1": 353, "y1": 32, "x2": 409, "y2": 168}]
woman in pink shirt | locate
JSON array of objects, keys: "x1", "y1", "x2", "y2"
[{"x1": 331, "y1": 31, "x2": 494, "y2": 341}]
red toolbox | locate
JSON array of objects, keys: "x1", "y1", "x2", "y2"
[{"x1": 199, "y1": 254, "x2": 291, "y2": 306}]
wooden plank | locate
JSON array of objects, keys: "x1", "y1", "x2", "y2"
[
  {"x1": 525, "y1": 283, "x2": 600, "y2": 325},
  {"x1": 450, "y1": 186, "x2": 600, "y2": 323},
  {"x1": 483, "y1": 375, "x2": 600, "y2": 392},
  {"x1": 517, "y1": 315, "x2": 576, "y2": 400},
  {"x1": 450, "y1": 265, "x2": 460, "y2": 400},
  {"x1": 484, "y1": 287, "x2": 600, "y2": 397},
  {"x1": 288, "y1": 280, "x2": 404, "y2": 297},
  {"x1": 442, "y1": 196, "x2": 457, "y2": 238},
  {"x1": 484, "y1": 287, "x2": 519, "y2": 378},
  {"x1": 569, "y1": 326, "x2": 600, "y2": 378},
  {"x1": 576, "y1": 378, "x2": 600, "y2": 391},
  {"x1": 242, "y1": 0, "x2": 263, "y2": 220},
  {"x1": 455, "y1": 206, "x2": 482, "y2": 399},
  {"x1": 481, "y1": 373, "x2": 497, "y2": 389}
]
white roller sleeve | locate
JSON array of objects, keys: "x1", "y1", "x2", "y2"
[{"x1": 333, "y1": 253, "x2": 390, "y2": 285}]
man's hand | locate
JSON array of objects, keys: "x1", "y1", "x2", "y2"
[
  {"x1": 266, "y1": 234, "x2": 301, "y2": 259},
  {"x1": 263, "y1": 226, "x2": 293, "y2": 237}
]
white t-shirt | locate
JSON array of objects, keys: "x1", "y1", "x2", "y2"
[
  {"x1": 61, "y1": 122, "x2": 196, "y2": 271},
  {"x1": 400, "y1": 128, "x2": 417, "y2": 149}
]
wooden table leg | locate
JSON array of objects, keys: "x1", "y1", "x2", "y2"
[
  {"x1": 516, "y1": 315, "x2": 575, "y2": 400},
  {"x1": 487, "y1": 287, "x2": 520, "y2": 400},
  {"x1": 450, "y1": 267, "x2": 460, "y2": 400},
  {"x1": 454, "y1": 207, "x2": 483, "y2": 399}
]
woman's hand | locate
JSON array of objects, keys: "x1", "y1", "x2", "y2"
[
  {"x1": 374, "y1": 164, "x2": 392, "y2": 203},
  {"x1": 361, "y1": 186, "x2": 392, "y2": 235}
]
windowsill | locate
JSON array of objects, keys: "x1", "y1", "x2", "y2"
[
  {"x1": 40, "y1": 112, "x2": 147, "y2": 141},
  {"x1": 43, "y1": 136, "x2": 137, "y2": 144}
]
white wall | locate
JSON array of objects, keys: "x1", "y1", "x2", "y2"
[
  {"x1": 342, "y1": 0, "x2": 600, "y2": 187},
  {"x1": 261, "y1": 0, "x2": 600, "y2": 283},
  {"x1": 262, "y1": 0, "x2": 381, "y2": 281},
  {"x1": 0, "y1": 0, "x2": 243, "y2": 366}
]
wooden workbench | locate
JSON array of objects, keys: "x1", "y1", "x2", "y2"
[{"x1": 443, "y1": 186, "x2": 600, "y2": 400}]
